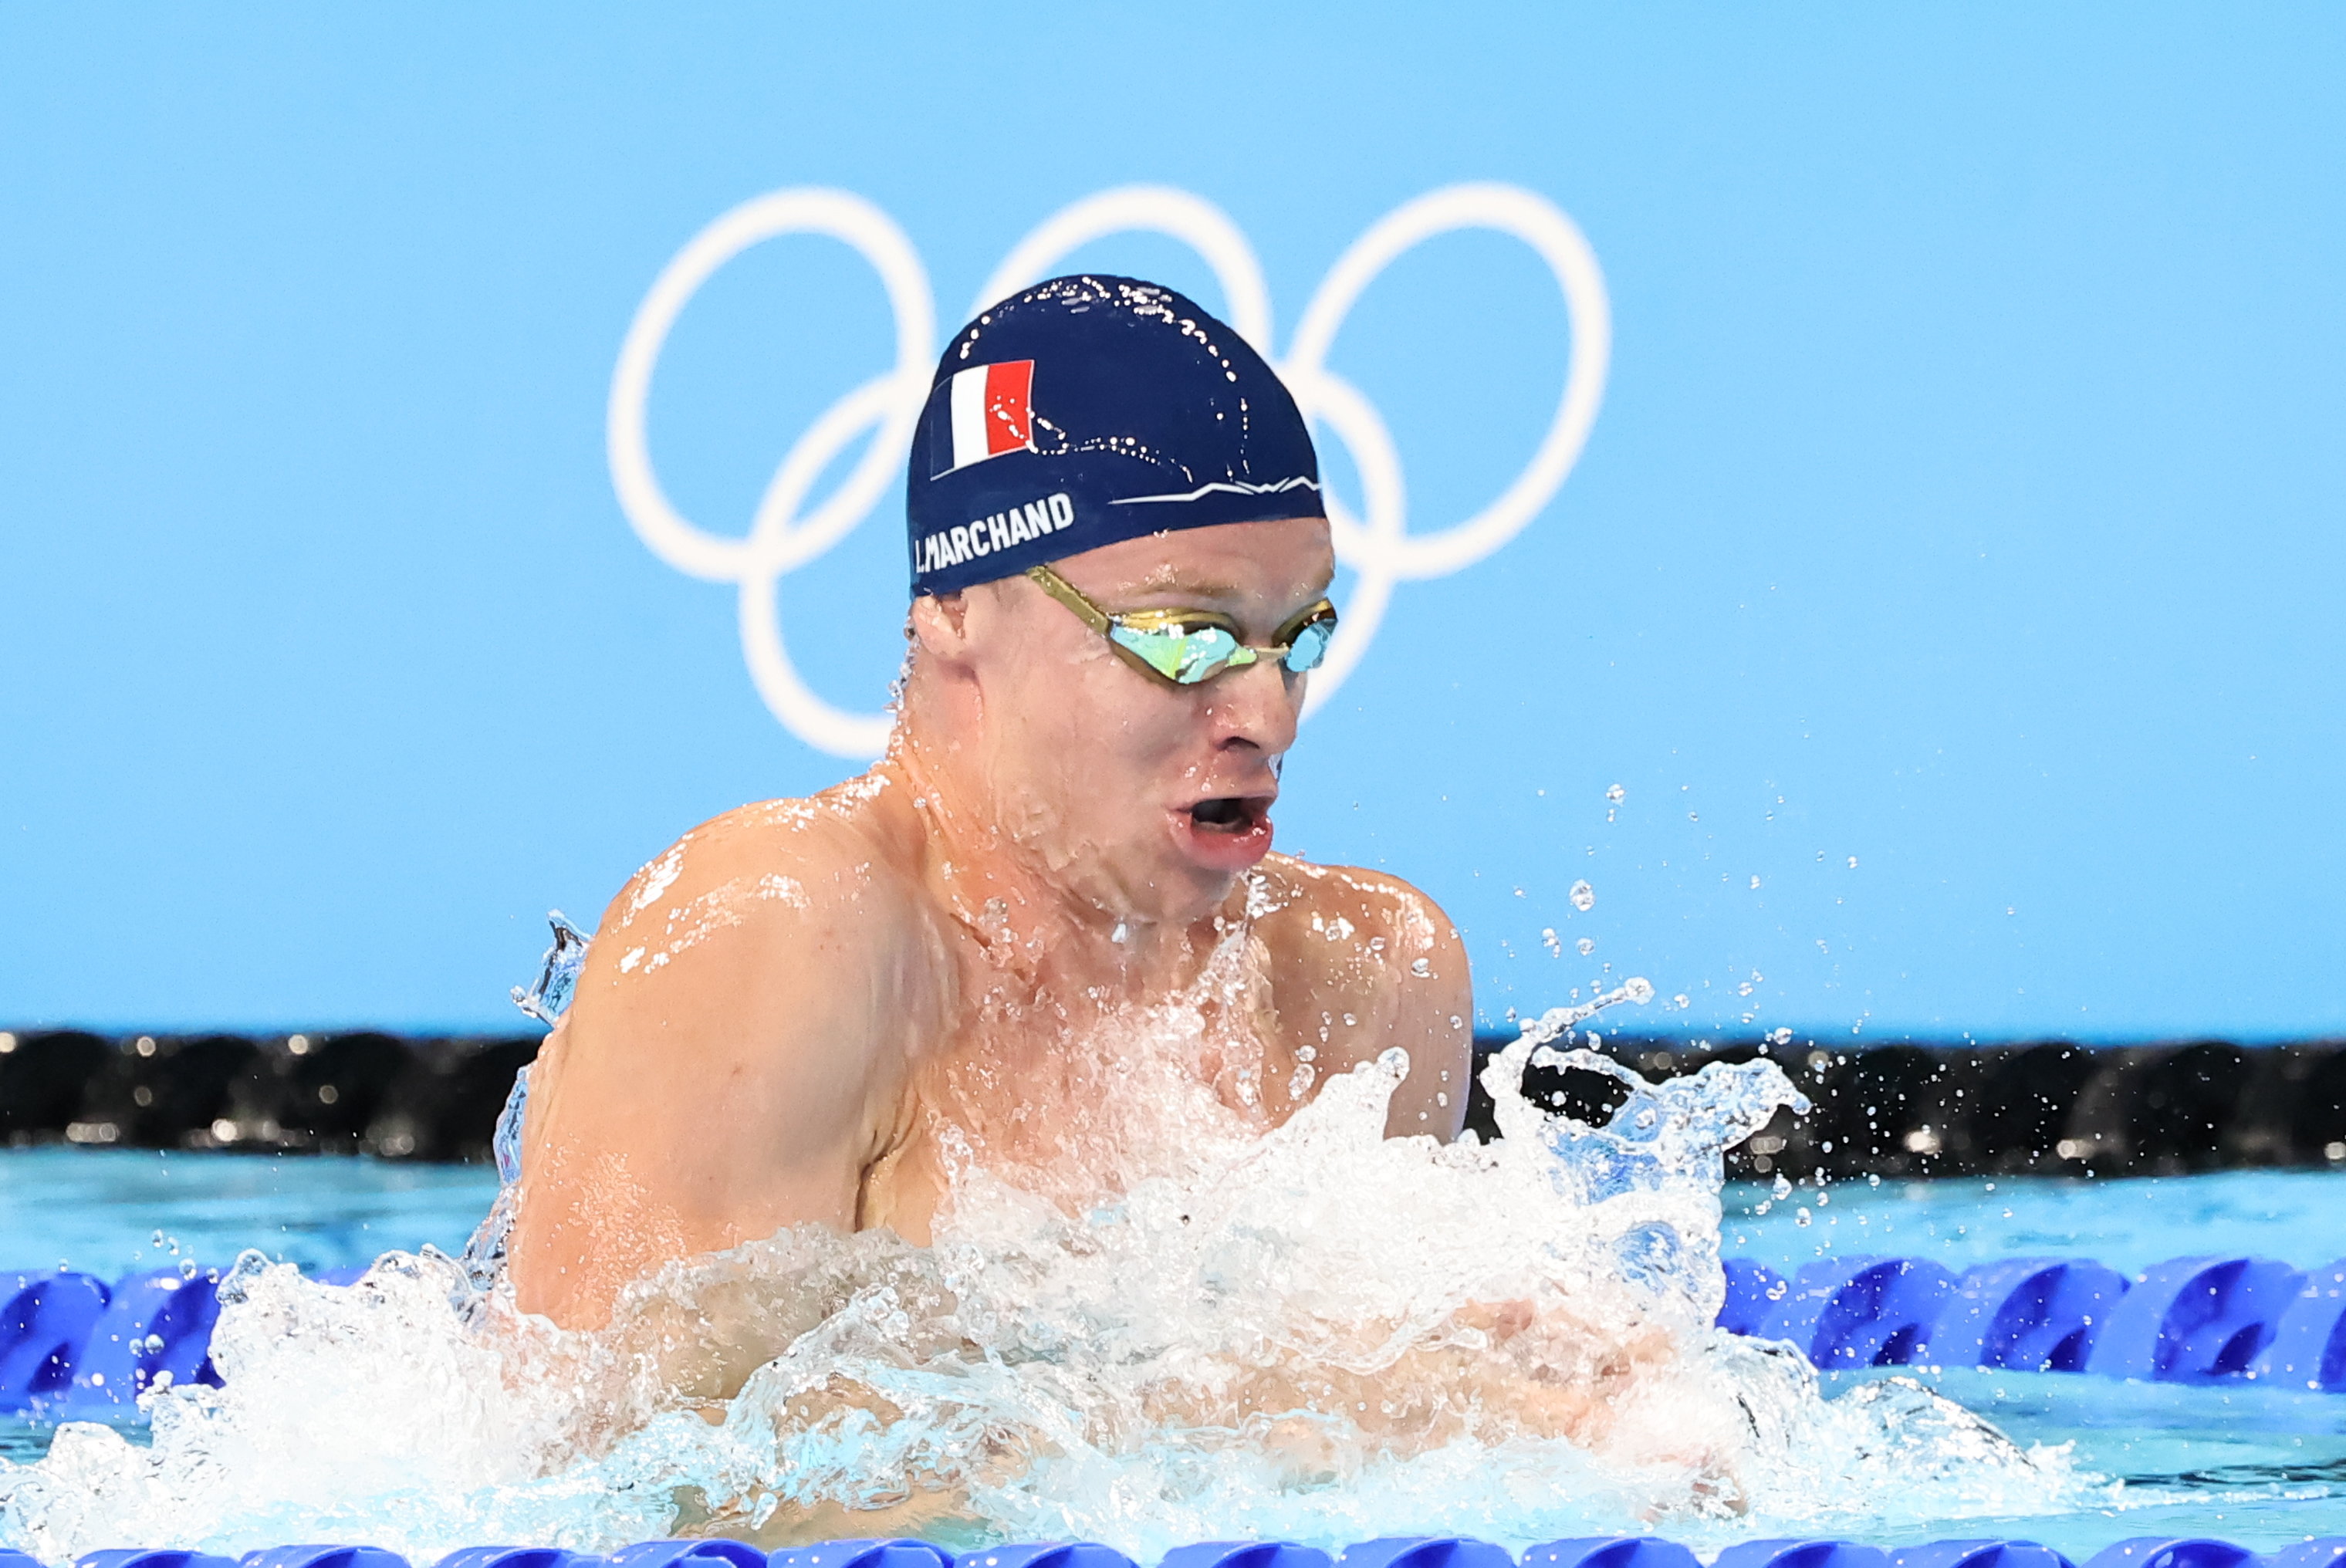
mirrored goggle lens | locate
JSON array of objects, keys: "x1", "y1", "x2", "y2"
[
  {"x1": 1282, "y1": 613, "x2": 1337, "y2": 674},
  {"x1": 1110, "y1": 621, "x2": 1252, "y2": 684}
]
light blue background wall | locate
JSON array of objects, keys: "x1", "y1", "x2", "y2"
[{"x1": 3, "y1": 5, "x2": 2341, "y2": 1039}]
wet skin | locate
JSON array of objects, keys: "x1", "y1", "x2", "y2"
[{"x1": 509, "y1": 516, "x2": 1474, "y2": 1330}]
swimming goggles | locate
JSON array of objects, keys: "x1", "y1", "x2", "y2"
[{"x1": 1026, "y1": 563, "x2": 1339, "y2": 687}]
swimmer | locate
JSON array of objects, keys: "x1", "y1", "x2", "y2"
[{"x1": 509, "y1": 275, "x2": 1472, "y2": 1330}]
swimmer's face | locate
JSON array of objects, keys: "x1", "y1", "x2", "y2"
[{"x1": 946, "y1": 515, "x2": 1334, "y2": 926}]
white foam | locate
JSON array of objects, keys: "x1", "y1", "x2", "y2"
[{"x1": 0, "y1": 1003, "x2": 2109, "y2": 1563}]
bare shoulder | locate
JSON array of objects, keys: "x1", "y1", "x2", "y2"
[
  {"x1": 538, "y1": 773, "x2": 946, "y2": 1168},
  {"x1": 568, "y1": 773, "x2": 952, "y2": 1073},
  {"x1": 512, "y1": 774, "x2": 945, "y2": 1323},
  {"x1": 1250, "y1": 854, "x2": 1474, "y2": 1137},
  {"x1": 1252, "y1": 857, "x2": 1459, "y2": 961},
  {"x1": 592, "y1": 780, "x2": 925, "y2": 984}
]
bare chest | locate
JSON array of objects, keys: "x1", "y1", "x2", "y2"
[{"x1": 851, "y1": 941, "x2": 1323, "y2": 1241}]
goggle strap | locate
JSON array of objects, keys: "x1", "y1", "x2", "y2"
[{"x1": 1026, "y1": 563, "x2": 1114, "y2": 634}]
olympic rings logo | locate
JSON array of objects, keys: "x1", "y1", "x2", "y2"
[{"x1": 607, "y1": 183, "x2": 1611, "y2": 759}]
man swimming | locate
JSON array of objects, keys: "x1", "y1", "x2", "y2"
[{"x1": 509, "y1": 275, "x2": 1473, "y2": 1330}]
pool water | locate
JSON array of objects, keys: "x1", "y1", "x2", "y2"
[
  {"x1": 2, "y1": 1141, "x2": 2343, "y2": 1553},
  {"x1": 0, "y1": 1147, "x2": 499, "y2": 1282},
  {"x1": 1725, "y1": 1168, "x2": 2346, "y2": 1277}
]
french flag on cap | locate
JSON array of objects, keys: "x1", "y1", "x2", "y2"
[{"x1": 930, "y1": 359, "x2": 1036, "y2": 476}]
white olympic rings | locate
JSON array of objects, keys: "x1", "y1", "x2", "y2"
[{"x1": 607, "y1": 182, "x2": 1611, "y2": 758}]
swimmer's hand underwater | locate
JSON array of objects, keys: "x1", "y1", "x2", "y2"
[{"x1": 512, "y1": 275, "x2": 1476, "y2": 1330}]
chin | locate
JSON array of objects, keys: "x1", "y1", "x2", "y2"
[
  {"x1": 1134, "y1": 798, "x2": 1278, "y2": 924},
  {"x1": 1104, "y1": 848, "x2": 1246, "y2": 930}
]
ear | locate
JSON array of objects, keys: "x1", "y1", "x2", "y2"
[{"x1": 909, "y1": 590, "x2": 972, "y2": 663}]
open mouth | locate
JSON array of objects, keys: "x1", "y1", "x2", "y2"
[
  {"x1": 1188, "y1": 796, "x2": 1263, "y2": 834},
  {"x1": 1172, "y1": 792, "x2": 1277, "y2": 872}
]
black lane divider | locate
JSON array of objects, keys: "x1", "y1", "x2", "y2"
[
  {"x1": 0, "y1": 1029, "x2": 542, "y2": 1163},
  {"x1": 1464, "y1": 1032, "x2": 2346, "y2": 1178},
  {"x1": 2, "y1": 1026, "x2": 2342, "y2": 1174}
]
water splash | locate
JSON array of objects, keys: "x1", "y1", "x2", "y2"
[
  {"x1": 0, "y1": 992, "x2": 2108, "y2": 1563},
  {"x1": 510, "y1": 913, "x2": 592, "y2": 1028}
]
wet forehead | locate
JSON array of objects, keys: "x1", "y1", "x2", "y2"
[{"x1": 1083, "y1": 519, "x2": 1335, "y2": 606}]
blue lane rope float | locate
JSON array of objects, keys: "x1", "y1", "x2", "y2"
[
  {"x1": 608, "y1": 1546, "x2": 770, "y2": 1568},
  {"x1": 59, "y1": 1267, "x2": 223, "y2": 1415},
  {"x1": 0, "y1": 1271, "x2": 109, "y2": 1413},
  {"x1": 1159, "y1": 1546, "x2": 1333, "y2": 1568},
  {"x1": 952, "y1": 1549, "x2": 1138, "y2": 1568},
  {"x1": 1336, "y1": 1543, "x2": 1514, "y2": 1568},
  {"x1": 769, "y1": 1545, "x2": 953, "y2": 1568},
  {"x1": 239, "y1": 1551, "x2": 413, "y2": 1568},
  {"x1": 1709, "y1": 1252, "x2": 2346, "y2": 1391},
  {"x1": 1888, "y1": 1545, "x2": 2074, "y2": 1568},
  {"x1": 1710, "y1": 1544, "x2": 1889, "y2": 1568},
  {"x1": 0, "y1": 1269, "x2": 223, "y2": 1418},
  {"x1": 1746, "y1": 1259, "x2": 1959, "y2": 1370},
  {"x1": 1522, "y1": 1541, "x2": 1700, "y2": 1568},
  {"x1": 5, "y1": 1535, "x2": 2343, "y2": 1568},
  {"x1": 2080, "y1": 1258, "x2": 2307, "y2": 1381},
  {"x1": 9, "y1": 1253, "x2": 2346, "y2": 1413},
  {"x1": 1921, "y1": 1259, "x2": 2131, "y2": 1375}
]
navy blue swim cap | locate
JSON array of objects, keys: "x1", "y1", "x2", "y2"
[{"x1": 906, "y1": 275, "x2": 1322, "y2": 596}]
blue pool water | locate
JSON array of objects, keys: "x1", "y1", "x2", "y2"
[
  {"x1": 3, "y1": 1149, "x2": 2343, "y2": 1554},
  {"x1": 0, "y1": 1147, "x2": 500, "y2": 1281},
  {"x1": 1726, "y1": 1168, "x2": 2346, "y2": 1276}
]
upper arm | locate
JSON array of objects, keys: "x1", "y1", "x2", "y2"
[
  {"x1": 1378, "y1": 877, "x2": 1474, "y2": 1137},
  {"x1": 1259, "y1": 860, "x2": 1474, "y2": 1140},
  {"x1": 509, "y1": 814, "x2": 926, "y2": 1326}
]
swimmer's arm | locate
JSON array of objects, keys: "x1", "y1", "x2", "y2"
[
  {"x1": 509, "y1": 818, "x2": 920, "y2": 1330},
  {"x1": 1260, "y1": 859, "x2": 1473, "y2": 1140},
  {"x1": 1367, "y1": 876, "x2": 1473, "y2": 1139}
]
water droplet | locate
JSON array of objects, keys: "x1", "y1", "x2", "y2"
[
  {"x1": 1794, "y1": 1207, "x2": 1813, "y2": 1228},
  {"x1": 1847, "y1": 856, "x2": 1859, "y2": 870},
  {"x1": 1605, "y1": 783, "x2": 1625, "y2": 803},
  {"x1": 1567, "y1": 879, "x2": 1595, "y2": 912},
  {"x1": 1749, "y1": 875, "x2": 1762, "y2": 890},
  {"x1": 1541, "y1": 928, "x2": 1562, "y2": 958},
  {"x1": 1576, "y1": 937, "x2": 1595, "y2": 956},
  {"x1": 1771, "y1": 1172, "x2": 1793, "y2": 1199}
]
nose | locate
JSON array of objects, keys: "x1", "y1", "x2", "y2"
[{"x1": 1202, "y1": 656, "x2": 1302, "y2": 758}]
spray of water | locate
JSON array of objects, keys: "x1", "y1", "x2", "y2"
[{"x1": 0, "y1": 986, "x2": 2108, "y2": 1563}]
